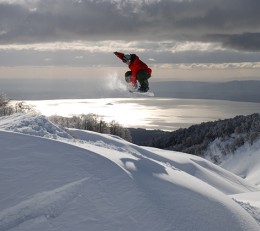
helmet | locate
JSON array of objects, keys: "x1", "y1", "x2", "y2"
[{"x1": 122, "y1": 53, "x2": 131, "y2": 63}]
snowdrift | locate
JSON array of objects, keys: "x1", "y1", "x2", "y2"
[
  {"x1": 0, "y1": 113, "x2": 259, "y2": 231},
  {"x1": 0, "y1": 113, "x2": 72, "y2": 140}
]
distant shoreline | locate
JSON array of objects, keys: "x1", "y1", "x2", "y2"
[
  {"x1": 25, "y1": 98, "x2": 260, "y2": 131},
  {"x1": 151, "y1": 80, "x2": 260, "y2": 103},
  {"x1": 1, "y1": 79, "x2": 260, "y2": 103}
]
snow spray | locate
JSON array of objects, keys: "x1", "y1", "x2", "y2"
[{"x1": 105, "y1": 73, "x2": 128, "y2": 92}]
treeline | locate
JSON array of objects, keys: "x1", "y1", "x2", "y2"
[
  {"x1": 0, "y1": 93, "x2": 35, "y2": 116},
  {"x1": 49, "y1": 114, "x2": 132, "y2": 142},
  {"x1": 149, "y1": 113, "x2": 260, "y2": 163}
]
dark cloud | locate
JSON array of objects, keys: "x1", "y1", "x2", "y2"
[
  {"x1": 212, "y1": 33, "x2": 260, "y2": 51},
  {"x1": 0, "y1": 0, "x2": 260, "y2": 51}
]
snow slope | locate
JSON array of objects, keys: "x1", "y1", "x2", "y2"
[
  {"x1": 221, "y1": 140, "x2": 260, "y2": 187},
  {"x1": 0, "y1": 114, "x2": 259, "y2": 231}
]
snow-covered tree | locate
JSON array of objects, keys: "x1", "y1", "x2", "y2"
[
  {"x1": 0, "y1": 93, "x2": 14, "y2": 116},
  {"x1": 49, "y1": 115, "x2": 132, "y2": 142},
  {"x1": 150, "y1": 114, "x2": 260, "y2": 164}
]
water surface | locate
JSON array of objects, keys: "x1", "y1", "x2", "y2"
[{"x1": 26, "y1": 98, "x2": 260, "y2": 131}]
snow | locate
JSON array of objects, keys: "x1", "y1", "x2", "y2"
[
  {"x1": 0, "y1": 113, "x2": 260, "y2": 231},
  {"x1": 232, "y1": 191, "x2": 260, "y2": 208},
  {"x1": 221, "y1": 140, "x2": 260, "y2": 186},
  {"x1": 231, "y1": 191, "x2": 260, "y2": 226},
  {"x1": 0, "y1": 113, "x2": 72, "y2": 140}
]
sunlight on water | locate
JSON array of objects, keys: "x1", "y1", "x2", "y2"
[
  {"x1": 27, "y1": 98, "x2": 154, "y2": 128},
  {"x1": 26, "y1": 98, "x2": 260, "y2": 131}
]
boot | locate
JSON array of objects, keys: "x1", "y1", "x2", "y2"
[{"x1": 138, "y1": 80, "x2": 149, "y2": 92}]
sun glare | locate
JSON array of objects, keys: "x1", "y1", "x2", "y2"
[{"x1": 27, "y1": 99, "x2": 154, "y2": 128}]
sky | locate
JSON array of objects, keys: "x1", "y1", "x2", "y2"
[{"x1": 0, "y1": 0, "x2": 260, "y2": 82}]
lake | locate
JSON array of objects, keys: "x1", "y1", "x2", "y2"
[{"x1": 26, "y1": 98, "x2": 260, "y2": 131}]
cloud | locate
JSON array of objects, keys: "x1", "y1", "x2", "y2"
[
  {"x1": 212, "y1": 33, "x2": 260, "y2": 51},
  {"x1": 167, "y1": 62, "x2": 260, "y2": 70},
  {"x1": 0, "y1": 0, "x2": 259, "y2": 51}
]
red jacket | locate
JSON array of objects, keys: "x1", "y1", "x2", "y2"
[{"x1": 115, "y1": 52, "x2": 152, "y2": 85}]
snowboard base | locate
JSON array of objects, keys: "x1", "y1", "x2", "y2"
[{"x1": 129, "y1": 90, "x2": 154, "y2": 97}]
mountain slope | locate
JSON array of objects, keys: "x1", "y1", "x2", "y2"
[
  {"x1": 142, "y1": 113, "x2": 260, "y2": 188},
  {"x1": 68, "y1": 128, "x2": 258, "y2": 195},
  {"x1": 0, "y1": 114, "x2": 259, "y2": 231},
  {"x1": 221, "y1": 139, "x2": 260, "y2": 186}
]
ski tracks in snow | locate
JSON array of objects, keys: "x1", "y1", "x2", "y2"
[{"x1": 0, "y1": 177, "x2": 89, "y2": 231}]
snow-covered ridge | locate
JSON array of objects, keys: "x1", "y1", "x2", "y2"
[
  {"x1": 0, "y1": 113, "x2": 73, "y2": 140},
  {"x1": 0, "y1": 113, "x2": 259, "y2": 230}
]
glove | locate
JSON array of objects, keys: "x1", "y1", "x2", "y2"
[{"x1": 113, "y1": 52, "x2": 119, "y2": 56}]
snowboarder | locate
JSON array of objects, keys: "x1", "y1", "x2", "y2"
[{"x1": 114, "y1": 52, "x2": 152, "y2": 92}]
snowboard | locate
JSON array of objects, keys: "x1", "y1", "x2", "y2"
[{"x1": 129, "y1": 89, "x2": 154, "y2": 97}]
